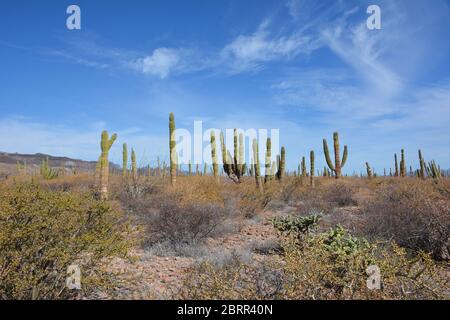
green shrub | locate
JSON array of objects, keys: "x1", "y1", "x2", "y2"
[
  {"x1": 0, "y1": 182, "x2": 132, "y2": 299},
  {"x1": 270, "y1": 214, "x2": 321, "y2": 240},
  {"x1": 179, "y1": 225, "x2": 448, "y2": 300}
]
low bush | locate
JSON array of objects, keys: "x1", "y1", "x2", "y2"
[
  {"x1": 140, "y1": 196, "x2": 229, "y2": 254},
  {"x1": 322, "y1": 182, "x2": 358, "y2": 207},
  {"x1": 179, "y1": 223, "x2": 448, "y2": 299},
  {"x1": 0, "y1": 182, "x2": 131, "y2": 299},
  {"x1": 362, "y1": 181, "x2": 449, "y2": 260}
]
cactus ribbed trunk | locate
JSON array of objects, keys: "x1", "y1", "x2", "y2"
[
  {"x1": 394, "y1": 153, "x2": 399, "y2": 177},
  {"x1": 239, "y1": 133, "x2": 244, "y2": 176},
  {"x1": 276, "y1": 146, "x2": 285, "y2": 181},
  {"x1": 131, "y1": 148, "x2": 137, "y2": 183},
  {"x1": 252, "y1": 139, "x2": 263, "y2": 192},
  {"x1": 122, "y1": 143, "x2": 128, "y2": 180},
  {"x1": 264, "y1": 138, "x2": 271, "y2": 184},
  {"x1": 211, "y1": 131, "x2": 219, "y2": 180},
  {"x1": 100, "y1": 130, "x2": 117, "y2": 200},
  {"x1": 400, "y1": 149, "x2": 406, "y2": 177},
  {"x1": 366, "y1": 162, "x2": 373, "y2": 179},
  {"x1": 323, "y1": 132, "x2": 347, "y2": 179},
  {"x1": 169, "y1": 112, "x2": 176, "y2": 186},
  {"x1": 310, "y1": 150, "x2": 315, "y2": 188},
  {"x1": 418, "y1": 150, "x2": 425, "y2": 179}
]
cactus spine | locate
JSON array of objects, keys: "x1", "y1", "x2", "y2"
[
  {"x1": 100, "y1": 130, "x2": 117, "y2": 200},
  {"x1": 264, "y1": 138, "x2": 272, "y2": 184},
  {"x1": 310, "y1": 150, "x2": 315, "y2": 188},
  {"x1": 169, "y1": 112, "x2": 176, "y2": 186},
  {"x1": 122, "y1": 143, "x2": 128, "y2": 180},
  {"x1": 276, "y1": 146, "x2": 285, "y2": 181},
  {"x1": 210, "y1": 131, "x2": 219, "y2": 179},
  {"x1": 323, "y1": 132, "x2": 348, "y2": 179}
]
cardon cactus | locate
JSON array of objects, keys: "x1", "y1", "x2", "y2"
[
  {"x1": 210, "y1": 131, "x2": 219, "y2": 180},
  {"x1": 276, "y1": 146, "x2": 286, "y2": 181},
  {"x1": 323, "y1": 132, "x2": 348, "y2": 179},
  {"x1": 265, "y1": 138, "x2": 272, "y2": 184},
  {"x1": 400, "y1": 149, "x2": 406, "y2": 177},
  {"x1": 219, "y1": 130, "x2": 241, "y2": 183},
  {"x1": 188, "y1": 161, "x2": 192, "y2": 176},
  {"x1": 100, "y1": 130, "x2": 117, "y2": 200},
  {"x1": 301, "y1": 156, "x2": 307, "y2": 178},
  {"x1": 310, "y1": 150, "x2": 315, "y2": 188},
  {"x1": 169, "y1": 112, "x2": 176, "y2": 186},
  {"x1": 238, "y1": 132, "x2": 244, "y2": 179},
  {"x1": 366, "y1": 162, "x2": 373, "y2": 179},
  {"x1": 426, "y1": 160, "x2": 441, "y2": 179},
  {"x1": 122, "y1": 143, "x2": 128, "y2": 180},
  {"x1": 418, "y1": 149, "x2": 425, "y2": 179},
  {"x1": 252, "y1": 138, "x2": 263, "y2": 191},
  {"x1": 131, "y1": 148, "x2": 137, "y2": 182},
  {"x1": 394, "y1": 153, "x2": 399, "y2": 177},
  {"x1": 40, "y1": 157, "x2": 59, "y2": 180}
]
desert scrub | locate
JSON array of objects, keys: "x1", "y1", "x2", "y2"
[
  {"x1": 362, "y1": 180, "x2": 450, "y2": 260},
  {"x1": 138, "y1": 194, "x2": 231, "y2": 256},
  {"x1": 179, "y1": 224, "x2": 448, "y2": 299},
  {"x1": 270, "y1": 214, "x2": 322, "y2": 241},
  {"x1": 0, "y1": 182, "x2": 132, "y2": 299}
]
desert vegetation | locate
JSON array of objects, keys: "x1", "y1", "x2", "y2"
[{"x1": 0, "y1": 112, "x2": 448, "y2": 300}]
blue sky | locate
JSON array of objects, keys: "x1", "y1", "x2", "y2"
[{"x1": 0, "y1": 0, "x2": 449, "y2": 174}]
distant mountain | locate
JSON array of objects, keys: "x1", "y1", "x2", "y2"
[{"x1": 0, "y1": 151, "x2": 118, "y2": 175}]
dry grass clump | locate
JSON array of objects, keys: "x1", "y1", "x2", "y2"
[{"x1": 361, "y1": 180, "x2": 450, "y2": 260}]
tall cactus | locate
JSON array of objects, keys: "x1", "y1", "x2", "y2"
[
  {"x1": 169, "y1": 112, "x2": 176, "y2": 186},
  {"x1": 310, "y1": 150, "x2": 315, "y2": 188},
  {"x1": 276, "y1": 146, "x2": 285, "y2": 181},
  {"x1": 188, "y1": 161, "x2": 192, "y2": 176},
  {"x1": 301, "y1": 156, "x2": 306, "y2": 177},
  {"x1": 122, "y1": 143, "x2": 128, "y2": 180},
  {"x1": 210, "y1": 131, "x2": 219, "y2": 179},
  {"x1": 219, "y1": 130, "x2": 241, "y2": 183},
  {"x1": 264, "y1": 138, "x2": 272, "y2": 184},
  {"x1": 418, "y1": 149, "x2": 425, "y2": 179},
  {"x1": 394, "y1": 153, "x2": 399, "y2": 177},
  {"x1": 238, "y1": 132, "x2": 244, "y2": 178},
  {"x1": 400, "y1": 149, "x2": 406, "y2": 177},
  {"x1": 100, "y1": 130, "x2": 117, "y2": 200},
  {"x1": 426, "y1": 160, "x2": 441, "y2": 179},
  {"x1": 366, "y1": 162, "x2": 373, "y2": 179},
  {"x1": 131, "y1": 148, "x2": 137, "y2": 182},
  {"x1": 252, "y1": 139, "x2": 263, "y2": 191},
  {"x1": 323, "y1": 132, "x2": 347, "y2": 179}
]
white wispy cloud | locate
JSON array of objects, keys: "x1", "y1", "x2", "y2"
[{"x1": 221, "y1": 21, "x2": 319, "y2": 73}]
